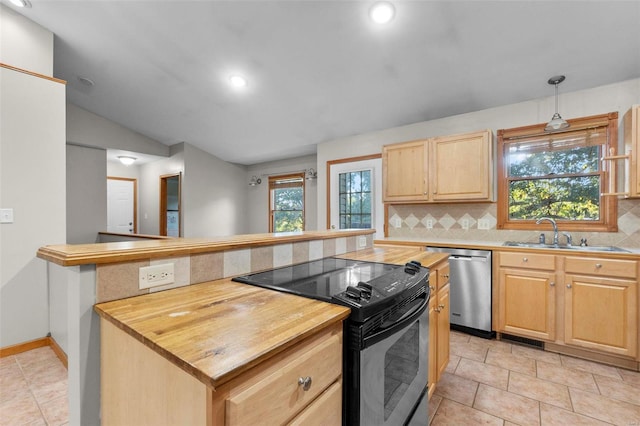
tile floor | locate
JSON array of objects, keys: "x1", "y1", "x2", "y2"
[
  {"x1": 0, "y1": 346, "x2": 68, "y2": 426},
  {"x1": 1, "y1": 334, "x2": 639, "y2": 425},
  {"x1": 428, "y1": 331, "x2": 640, "y2": 426}
]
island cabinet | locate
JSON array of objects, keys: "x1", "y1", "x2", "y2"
[
  {"x1": 382, "y1": 129, "x2": 493, "y2": 203},
  {"x1": 564, "y1": 256, "x2": 638, "y2": 358},
  {"x1": 497, "y1": 252, "x2": 557, "y2": 341},
  {"x1": 428, "y1": 259, "x2": 450, "y2": 399},
  {"x1": 623, "y1": 105, "x2": 640, "y2": 197}
]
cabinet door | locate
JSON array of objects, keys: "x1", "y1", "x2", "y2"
[
  {"x1": 565, "y1": 274, "x2": 637, "y2": 357},
  {"x1": 430, "y1": 130, "x2": 493, "y2": 201},
  {"x1": 382, "y1": 140, "x2": 428, "y2": 202},
  {"x1": 436, "y1": 284, "x2": 450, "y2": 381},
  {"x1": 498, "y1": 268, "x2": 556, "y2": 341},
  {"x1": 427, "y1": 295, "x2": 437, "y2": 399}
]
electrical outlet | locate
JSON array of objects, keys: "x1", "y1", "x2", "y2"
[
  {"x1": 358, "y1": 236, "x2": 367, "y2": 248},
  {"x1": 426, "y1": 219, "x2": 433, "y2": 229},
  {"x1": 478, "y1": 219, "x2": 490, "y2": 230},
  {"x1": 394, "y1": 217, "x2": 402, "y2": 228},
  {"x1": 461, "y1": 219, "x2": 469, "y2": 230},
  {"x1": 139, "y1": 263, "x2": 175, "y2": 289}
]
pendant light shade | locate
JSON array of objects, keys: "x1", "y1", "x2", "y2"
[{"x1": 545, "y1": 75, "x2": 569, "y2": 132}]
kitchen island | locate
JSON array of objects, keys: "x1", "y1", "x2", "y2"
[
  {"x1": 37, "y1": 230, "x2": 448, "y2": 425},
  {"x1": 93, "y1": 246, "x2": 448, "y2": 425}
]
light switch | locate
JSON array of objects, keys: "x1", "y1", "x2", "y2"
[{"x1": 0, "y1": 209, "x2": 13, "y2": 224}]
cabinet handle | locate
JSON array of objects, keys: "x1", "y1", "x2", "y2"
[
  {"x1": 566, "y1": 284, "x2": 572, "y2": 289},
  {"x1": 423, "y1": 192, "x2": 428, "y2": 195},
  {"x1": 434, "y1": 307, "x2": 441, "y2": 313},
  {"x1": 522, "y1": 257, "x2": 528, "y2": 262},
  {"x1": 429, "y1": 286, "x2": 435, "y2": 291},
  {"x1": 298, "y1": 376, "x2": 312, "y2": 391},
  {"x1": 438, "y1": 304, "x2": 445, "y2": 309},
  {"x1": 595, "y1": 263, "x2": 602, "y2": 269},
  {"x1": 442, "y1": 274, "x2": 449, "y2": 279},
  {"x1": 550, "y1": 282, "x2": 555, "y2": 287}
]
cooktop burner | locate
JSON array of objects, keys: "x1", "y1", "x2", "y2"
[{"x1": 232, "y1": 257, "x2": 397, "y2": 302}]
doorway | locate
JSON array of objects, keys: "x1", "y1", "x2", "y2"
[
  {"x1": 107, "y1": 177, "x2": 137, "y2": 234},
  {"x1": 160, "y1": 173, "x2": 181, "y2": 237}
]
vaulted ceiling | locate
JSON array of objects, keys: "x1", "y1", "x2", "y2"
[{"x1": 12, "y1": 1, "x2": 640, "y2": 165}]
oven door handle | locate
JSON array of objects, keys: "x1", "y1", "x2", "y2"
[{"x1": 362, "y1": 295, "x2": 428, "y2": 349}]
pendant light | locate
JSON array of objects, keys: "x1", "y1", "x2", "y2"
[{"x1": 544, "y1": 75, "x2": 569, "y2": 132}]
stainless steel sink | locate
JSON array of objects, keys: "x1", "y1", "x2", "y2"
[{"x1": 502, "y1": 241, "x2": 630, "y2": 253}]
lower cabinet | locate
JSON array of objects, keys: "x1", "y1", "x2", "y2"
[
  {"x1": 100, "y1": 319, "x2": 344, "y2": 426},
  {"x1": 497, "y1": 251, "x2": 639, "y2": 363},
  {"x1": 428, "y1": 260, "x2": 450, "y2": 399}
]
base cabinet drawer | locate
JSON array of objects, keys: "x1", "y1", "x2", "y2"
[
  {"x1": 226, "y1": 332, "x2": 342, "y2": 425},
  {"x1": 289, "y1": 381, "x2": 342, "y2": 426}
]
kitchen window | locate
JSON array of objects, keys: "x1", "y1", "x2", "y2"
[
  {"x1": 269, "y1": 173, "x2": 305, "y2": 232},
  {"x1": 497, "y1": 112, "x2": 618, "y2": 232},
  {"x1": 339, "y1": 169, "x2": 372, "y2": 229}
]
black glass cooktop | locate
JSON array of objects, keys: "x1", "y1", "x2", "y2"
[{"x1": 232, "y1": 257, "x2": 397, "y2": 302}]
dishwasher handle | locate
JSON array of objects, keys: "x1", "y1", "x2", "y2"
[{"x1": 449, "y1": 255, "x2": 489, "y2": 261}]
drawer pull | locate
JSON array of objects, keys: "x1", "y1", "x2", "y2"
[
  {"x1": 522, "y1": 257, "x2": 528, "y2": 262},
  {"x1": 298, "y1": 376, "x2": 312, "y2": 391},
  {"x1": 438, "y1": 304, "x2": 445, "y2": 309},
  {"x1": 595, "y1": 263, "x2": 603, "y2": 269},
  {"x1": 442, "y1": 274, "x2": 449, "y2": 279},
  {"x1": 550, "y1": 281, "x2": 555, "y2": 287},
  {"x1": 429, "y1": 286, "x2": 435, "y2": 291},
  {"x1": 567, "y1": 284, "x2": 572, "y2": 289},
  {"x1": 434, "y1": 307, "x2": 441, "y2": 313}
]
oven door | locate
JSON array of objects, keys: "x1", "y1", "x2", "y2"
[{"x1": 359, "y1": 298, "x2": 428, "y2": 426}]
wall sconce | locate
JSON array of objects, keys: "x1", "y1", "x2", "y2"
[
  {"x1": 118, "y1": 156, "x2": 137, "y2": 166},
  {"x1": 305, "y1": 168, "x2": 317, "y2": 180},
  {"x1": 248, "y1": 175, "x2": 262, "y2": 186}
]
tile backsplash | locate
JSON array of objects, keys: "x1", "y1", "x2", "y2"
[{"x1": 388, "y1": 199, "x2": 640, "y2": 248}]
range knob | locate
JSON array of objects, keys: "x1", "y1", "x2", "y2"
[{"x1": 345, "y1": 285, "x2": 364, "y2": 300}]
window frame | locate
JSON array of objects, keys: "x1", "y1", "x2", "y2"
[
  {"x1": 268, "y1": 172, "x2": 305, "y2": 233},
  {"x1": 497, "y1": 112, "x2": 618, "y2": 232}
]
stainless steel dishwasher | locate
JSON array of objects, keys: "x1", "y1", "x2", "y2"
[{"x1": 427, "y1": 247, "x2": 493, "y2": 338}]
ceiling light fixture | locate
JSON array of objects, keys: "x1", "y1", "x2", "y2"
[
  {"x1": 248, "y1": 175, "x2": 262, "y2": 186},
  {"x1": 229, "y1": 75, "x2": 248, "y2": 88},
  {"x1": 118, "y1": 156, "x2": 137, "y2": 166},
  {"x1": 369, "y1": 2, "x2": 395, "y2": 24},
  {"x1": 544, "y1": 75, "x2": 569, "y2": 132},
  {"x1": 10, "y1": 0, "x2": 31, "y2": 8}
]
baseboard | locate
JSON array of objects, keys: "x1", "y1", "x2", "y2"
[
  {"x1": 545, "y1": 342, "x2": 639, "y2": 371},
  {"x1": 0, "y1": 336, "x2": 68, "y2": 369}
]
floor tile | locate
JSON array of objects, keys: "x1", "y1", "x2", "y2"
[
  {"x1": 539, "y1": 402, "x2": 611, "y2": 425},
  {"x1": 40, "y1": 394, "x2": 68, "y2": 426},
  {"x1": 469, "y1": 335, "x2": 513, "y2": 353},
  {"x1": 511, "y1": 344, "x2": 562, "y2": 365},
  {"x1": 450, "y1": 331, "x2": 470, "y2": 344},
  {"x1": 29, "y1": 377, "x2": 68, "y2": 405},
  {"x1": 428, "y1": 394, "x2": 442, "y2": 425},
  {"x1": 486, "y1": 348, "x2": 536, "y2": 376},
  {"x1": 455, "y1": 358, "x2": 509, "y2": 390},
  {"x1": 570, "y1": 387, "x2": 640, "y2": 425},
  {"x1": 450, "y1": 340, "x2": 489, "y2": 362},
  {"x1": 15, "y1": 347, "x2": 57, "y2": 370},
  {"x1": 618, "y1": 368, "x2": 640, "y2": 387},
  {"x1": 473, "y1": 383, "x2": 540, "y2": 426},
  {"x1": 433, "y1": 372, "x2": 478, "y2": 407},
  {"x1": 594, "y1": 374, "x2": 640, "y2": 406},
  {"x1": 535, "y1": 360, "x2": 599, "y2": 393},
  {"x1": 508, "y1": 371, "x2": 572, "y2": 410},
  {"x1": 0, "y1": 392, "x2": 44, "y2": 425},
  {"x1": 444, "y1": 355, "x2": 460, "y2": 374},
  {"x1": 431, "y1": 398, "x2": 503, "y2": 426},
  {"x1": 560, "y1": 355, "x2": 623, "y2": 380}
]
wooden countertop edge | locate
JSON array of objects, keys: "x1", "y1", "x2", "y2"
[
  {"x1": 375, "y1": 239, "x2": 640, "y2": 260},
  {"x1": 38, "y1": 229, "x2": 375, "y2": 266}
]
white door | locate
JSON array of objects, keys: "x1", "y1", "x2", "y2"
[
  {"x1": 329, "y1": 158, "x2": 383, "y2": 238},
  {"x1": 107, "y1": 178, "x2": 136, "y2": 234}
]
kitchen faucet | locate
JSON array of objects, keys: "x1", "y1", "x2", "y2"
[{"x1": 536, "y1": 217, "x2": 558, "y2": 245}]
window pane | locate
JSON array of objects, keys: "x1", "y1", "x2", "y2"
[
  {"x1": 273, "y1": 210, "x2": 303, "y2": 232},
  {"x1": 361, "y1": 170, "x2": 371, "y2": 192},
  {"x1": 338, "y1": 170, "x2": 372, "y2": 230},
  {"x1": 362, "y1": 192, "x2": 371, "y2": 214},
  {"x1": 274, "y1": 187, "x2": 303, "y2": 210},
  {"x1": 508, "y1": 146, "x2": 599, "y2": 177},
  {"x1": 508, "y1": 176, "x2": 600, "y2": 220}
]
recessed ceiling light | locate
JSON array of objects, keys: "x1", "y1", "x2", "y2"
[
  {"x1": 370, "y1": 2, "x2": 395, "y2": 24},
  {"x1": 229, "y1": 75, "x2": 248, "y2": 88},
  {"x1": 10, "y1": 0, "x2": 31, "y2": 7}
]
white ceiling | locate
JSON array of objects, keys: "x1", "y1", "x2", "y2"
[{"x1": 11, "y1": 1, "x2": 640, "y2": 166}]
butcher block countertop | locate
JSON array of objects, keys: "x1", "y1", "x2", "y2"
[
  {"x1": 37, "y1": 229, "x2": 374, "y2": 266},
  {"x1": 94, "y1": 247, "x2": 446, "y2": 390}
]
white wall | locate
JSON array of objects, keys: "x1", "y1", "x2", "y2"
[
  {"x1": 316, "y1": 78, "x2": 640, "y2": 230},
  {"x1": 246, "y1": 155, "x2": 317, "y2": 234},
  {"x1": 182, "y1": 143, "x2": 248, "y2": 237},
  {"x1": 0, "y1": 68, "x2": 66, "y2": 346},
  {"x1": 0, "y1": 4, "x2": 53, "y2": 76}
]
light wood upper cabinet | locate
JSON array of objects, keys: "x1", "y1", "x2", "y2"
[
  {"x1": 382, "y1": 130, "x2": 493, "y2": 203},
  {"x1": 623, "y1": 105, "x2": 640, "y2": 197},
  {"x1": 383, "y1": 140, "x2": 429, "y2": 201}
]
